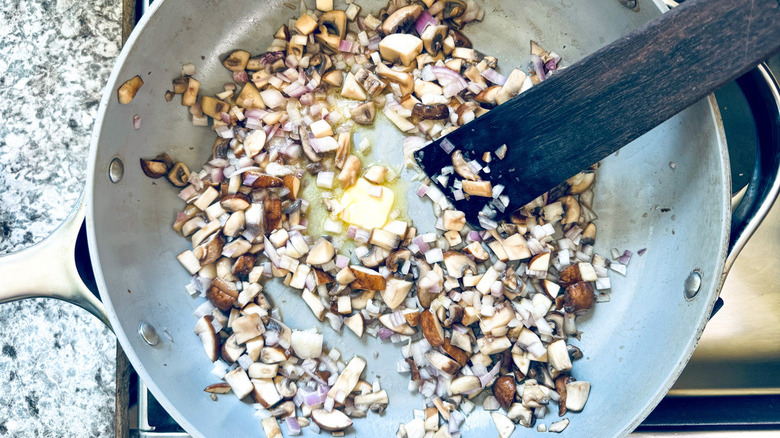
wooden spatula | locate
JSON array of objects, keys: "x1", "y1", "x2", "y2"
[{"x1": 414, "y1": 0, "x2": 780, "y2": 228}]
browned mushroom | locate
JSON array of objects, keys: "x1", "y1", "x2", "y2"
[
  {"x1": 167, "y1": 162, "x2": 190, "y2": 187},
  {"x1": 563, "y1": 281, "x2": 595, "y2": 314},
  {"x1": 222, "y1": 50, "x2": 250, "y2": 72},
  {"x1": 412, "y1": 103, "x2": 449, "y2": 120},
  {"x1": 421, "y1": 25, "x2": 449, "y2": 55},
  {"x1": 318, "y1": 10, "x2": 347, "y2": 39},
  {"x1": 117, "y1": 75, "x2": 144, "y2": 104},
  {"x1": 206, "y1": 277, "x2": 239, "y2": 311},
  {"x1": 442, "y1": 0, "x2": 467, "y2": 19},
  {"x1": 350, "y1": 101, "x2": 376, "y2": 125},
  {"x1": 386, "y1": 248, "x2": 412, "y2": 272},
  {"x1": 381, "y1": 4, "x2": 422, "y2": 35},
  {"x1": 451, "y1": 150, "x2": 479, "y2": 181},
  {"x1": 140, "y1": 157, "x2": 171, "y2": 179}
]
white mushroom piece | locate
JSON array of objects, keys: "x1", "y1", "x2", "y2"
[{"x1": 379, "y1": 34, "x2": 423, "y2": 66}]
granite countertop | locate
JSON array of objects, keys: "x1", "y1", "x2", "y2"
[{"x1": 0, "y1": 0, "x2": 122, "y2": 436}]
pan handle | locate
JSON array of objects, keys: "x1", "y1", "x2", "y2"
[
  {"x1": 723, "y1": 64, "x2": 780, "y2": 279},
  {"x1": 0, "y1": 196, "x2": 111, "y2": 328}
]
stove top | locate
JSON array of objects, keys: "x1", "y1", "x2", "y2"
[{"x1": 117, "y1": 1, "x2": 780, "y2": 436}]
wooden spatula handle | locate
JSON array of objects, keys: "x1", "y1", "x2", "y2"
[{"x1": 415, "y1": 0, "x2": 780, "y2": 225}]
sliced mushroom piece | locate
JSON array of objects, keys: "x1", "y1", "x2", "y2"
[
  {"x1": 567, "y1": 171, "x2": 595, "y2": 194},
  {"x1": 449, "y1": 375, "x2": 480, "y2": 395},
  {"x1": 222, "y1": 211, "x2": 245, "y2": 238},
  {"x1": 381, "y1": 277, "x2": 413, "y2": 310},
  {"x1": 442, "y1": 251, "x2": 476, "y2": 279},
  {"x1": 563, "y1": 281, "x2": 595, "y2": 314},
  {"x1": 462, "y1": 180, "x2": 492, "y2": 197},
  {"x1": 314, "y1": 68, "x2": 340, "y2": 88},
  {"x1": 315, "y1": 32, "x2": 341, "y2": 51},
  {"x1": 386, "y1": 248, "x2": 412, "y2": 272},
  {"x1": 549, "y1": 418, "x2": 570, "y2": 433},
  {"x1": 341, "y1": 72, "x2": 368, "y2": 101},
  {"x1": 251, "y1": 378, "x2": 282, "y2": 408},
  {"x1": 198, "y1": 231, "x2": 225, "y2": 266},
  {"x1": 298, "y1": 127, "x2": 322, "y2": 163},
  {"x1": 261, "y1": 346, "x2": 289, "y2": 364},
  {"x1": 222, "y1": 50, "x2": 250, "y2": 72},
  {"x1": 425, "y1": 350, "x2": 461, "y2": 375},
  {"x1": 233, "y1": 313, "x2": 265, "y2": 344},
  {"x1": 376, "y1": 63, "x2": 414, "y2": 96},
  {"x1": 318, "y1": 10, "x2": 347, "y2": 39},
  {"x1": 474, "y1": 85, "x2": 502, "y2": 107},
  {"x1": 451, "y1": 150, "x2": 479, "y2": 181},
  {"x1": 565, "y1": 381, "x2": 590, "y2": 412},
  {"x1": 224, "y1": 367, "x2": 254, "y2": 400},
  {"x1": 545, "y1": 312, "x2": 566, "y2": 340},
  {"x1": 358, "y1": 246, "x2": 390, "y2": 268},
  {"x1": 328, "y1": 356, "x2": 366, "y2": 403},
  {"x1": 421, "y1": 25, "x2": 449, "y2": 55},
  {"x1": 381, "y1": 4, "x2": 422, "y2": 34},
  {"x1": 558, "y1": 262, "x2": 597, "y2": 286},
  {"x1": 581, "y1": 222, "x2": 597, "y2": 246},
  {"x1": 306, "y1": 238, "x2": 335, "y2": 265},
  {"x1": 206, "y1": 277, "x2": 238, "y2": 311},
  {"x1": 263, "y1": 197, "x2": 282, "y2": 232},
  {"x1": 166, "y1": 162, "x2": 190, "y2": 187},
  {"x1": 449, "y1": 28, "x2": 472, "y2": 48},
  {"x1": 290, "y1": 329, "x2": 323, "y2": 359},
  {"x1": 219, "y1": 193, "x2": 252, "y2": 213},
  {"x1": 349, "y1": 266, "x2": 386, "y2": 290},
  {"x1": 344, "y1": 313, "x2": 365, "y2": 337},
  {"x1": 554, "y1": 374, "x2": 571, "y2": 416},
  {"x1": 559, "y1": 195, "x2": 581, "y2": 225},
  {"x1": 455, "y1": 101, "x2": 480, "y2": 125},
  {"x1": 204, "y1": 383, "x2": 232, "y2": 394},
  {"x1": 248, "y1": 363, "x2": 277, "y2": 380},
  {"x1": 312, "y1": 409, "x2": 353, "y2": 432},
  {"x1": 232, "y1": 254, "x2": 256, "y2": 279},
  {"x1": 379, "y1": 33, "x2": 423, "y2": 66},
  {"x1": 420, "y1": 309, "x2": 445, "y2": 347},
  {"x1": 350, "y1": 102, "x2": 376, "y2": 125},
  {"x1": 221, "y1": 334, "x2": 245, "y2": 364},
  {"x1": 378, "y1": 314, "x2": 416, "y2": 335},
  {"x1": 275, "y1": 376, "x2": 298, "y2": 400},
  {"x1": 194, "y1": 315, "x2": 219, "y2": 362},
  {"x1": 412, "y1": 103, "x2": 449, "y2": 120},
  {"x1": 249, "y1": 173, "x2": 284, "y2": 189},
  {"x1": 139, "y1": 157, "x2": 171, "y2": 179},
  {"x1": 117, "y1": 75, "x2": 144, "y2": 104},
  {"x1": 528, "y1": 252, "x2": 550, "y2": 272},
  {"x1": 269, "y1": 400, "x2": 295, "y2": 418},
  {"x1": 491, "y1": 412, "x2": 515, "y2": 438},
  {"x1": 181, "y1": 77, "x2": 200, "y2": 107},
  {"x1": 442, "y1": 304, "x2": 464, "y2": 329},
  {"x1": 547, "y1": 339, "x2": 573, "y2": 372}
]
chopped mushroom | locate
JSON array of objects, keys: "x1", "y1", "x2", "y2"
[
  {"x1": 381, "y1": 4, "x2": 422, "y2": 34},
  {"x1": 311, "y1": 409, "x2": 353, "y2": 432},
  {"x1": 117, "y1": 75, "x2": 143, "y2": 104},
  {"x1": 379, "y1": 34, "x2": 423, "y2": 66},
  {"x1": 351, "y1": 102, "x2": 376, "y2": 125}
]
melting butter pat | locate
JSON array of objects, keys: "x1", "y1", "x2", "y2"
[{"x1": 339, "y1": 178, "x2": 394, "y2": 229}]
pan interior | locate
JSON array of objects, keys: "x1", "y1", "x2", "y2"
[{"x1": 87, "y1": 0, "x2": 729, "y2": 436}]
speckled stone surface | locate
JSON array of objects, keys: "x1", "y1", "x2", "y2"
[{"x1": 0, "y1": 0, "x2": 122, "y2": 436}]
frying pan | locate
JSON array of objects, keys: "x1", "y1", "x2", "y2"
[{"x1": 2, "y1": 0, "x2": 780, "y2": 436}]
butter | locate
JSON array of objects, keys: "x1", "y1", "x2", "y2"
[{"x1": 339, "y1": 178, "x2": 394, "y2": 229}]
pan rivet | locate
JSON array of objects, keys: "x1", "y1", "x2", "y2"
[
  {"x1": 138, "y1": 321, "x2": 160, "y2": 346},
  {"x1": 684, "y1": 270, "x2": 702, "y2": 300},
  {"x1": 109, "y1": 158, "x2": 124, "y2": 183}
]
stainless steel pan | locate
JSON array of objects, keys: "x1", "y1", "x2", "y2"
[{"x1": 2, "y1": 0, "x2": 780, "y2": 436}]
